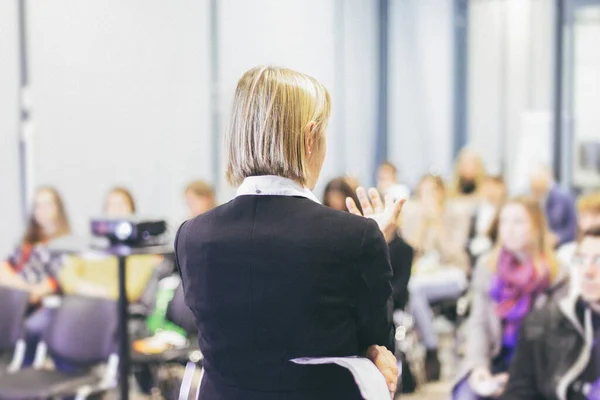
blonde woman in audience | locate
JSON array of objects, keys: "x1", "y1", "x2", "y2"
[
  {"x1": 453, "y1": 197, "x2": 566, "y2": 400},
  {"x1": 449, "y1": 148, "x2": 487, "y2": 199},
  {"x1": 184, "y1": 180, "x2": 216, "y2": 218},
  {"x1": 0, "y1": 187, "x2": 71, "y2": 365},
  {"x1": 401, "y1": 174, "x2": 470, "y2": 381}
]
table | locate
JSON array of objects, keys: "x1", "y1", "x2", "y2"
[{"x1": 49, "y1": 236, "x2": 174, "y2": 400}]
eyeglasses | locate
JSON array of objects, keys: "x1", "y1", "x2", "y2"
[{"x1": 572, "y1": 254, "x2": 600, "y2": 268}]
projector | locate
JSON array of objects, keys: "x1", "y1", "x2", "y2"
[{"x1": 91, "y1": 216, "x2": 167, "y2": 247}]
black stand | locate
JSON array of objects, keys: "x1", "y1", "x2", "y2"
[
  {"x1": 117, "y1": 255, "x2": 129, "y2": 400},
  {"x1": 48, "y1": 237, "x2": 173, "y2": 400}
]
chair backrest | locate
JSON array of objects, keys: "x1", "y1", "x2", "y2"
[
  {"x1": 0, "y1": 287, "x2": 30, "y2": 351},
  {"x1": 44, "y1": 295, "x2": 118, "y2": 366},
  {"x1": 166, "y1": 284, "x2": 197, "y2": 335}
]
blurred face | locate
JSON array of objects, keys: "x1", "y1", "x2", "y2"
[
  {"x1": 326, "y1": 190, "x2": 347, "y2": 212},
  {"x1": 377, "y1": 166, "x2": 397, "y2": 193},
  {"x1": 34, "y1": 190, "x2": 59, "y2": 232},
  {"x1": 458, "y1": 154, "x2": 480, "y2": 180},
  {"x1": 480, "y1": 180, "x2": 506, "y2": 207},
  {"x1": 419, "y1": 178, "x2": 443, "y2": 206},
  {"x1": 105, "y1": 192, "x2": 133, "y2": 218},
  {"x1": 498, "y1": 203, "x2": 535, "y2": 253},
  {"x1": 579, "y1": 211, "x2": 600, "y2": 232},
  {"x1": 185, "y1": 191, "x2": 215, "y2": 218},
  {"x1": 530, "y1": 170, "x2": 551, "y2": 200},
  {"x1": 574, "y1": 236, "x2": 600, "y2": 303}
]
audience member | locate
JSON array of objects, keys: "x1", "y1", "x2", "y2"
[
  {"x1": 184, "y1": 180, "x2": 216, "y2": 218},
  {"x1": 401, "y1": 174, "x2": 470, "y2": 381},
  {"x1": 377, "y1": 161, "x2": 410, "y2": 201},
  {"x1": 449, "y1": 148, "x2": 487, "y2": 199},
  {"x1": 0, "y1": 186, "x2": 70, "y2": 364},
  {"x1": 502, "y1": 227, "x2": 600, "y2": 399},
  {"x1": 323, "y1": 177, "x2": 361, "y2": 213},
  {"x1": 558, "y1": 191, "x2": 600, "y2": 268},
  {"x1": 104, "y1": 186, "x2": 136, "y2": 217},
  {"x1": 454, "y1": 196, "x2": 564, "y2": 400},
  {"x1": 377, "y1": 161, "x2": 399, "y2": 195},
  {"x1": 529, "y1": 164, "x2": 577, "y2": 247},
  {"x1": 466, "y1": 176, "x2": 507, "y2": 268}
]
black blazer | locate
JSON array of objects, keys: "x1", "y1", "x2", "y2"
[{"x1": 175, "y1": 195, "x2": 395, "y2": 400}]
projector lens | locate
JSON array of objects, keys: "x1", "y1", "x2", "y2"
[{"x1": 115, "y1": 222, "x2": 133, "y2": 241}]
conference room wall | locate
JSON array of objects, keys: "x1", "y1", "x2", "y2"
[
  {"x1": 468, "y1": 0, "x2": 553, "y2": 190},
  {"x1": 0, "y1": 0, "x2": 23, "y2": 256},
  {"x1": 26, "y1": 0, "x2": 212, "y2": 235},
  {"x1": 216, "y1": 0, "x2": 379, "y2": 200},
  {"x1": 388, "y1": 0, "x2": 455, "y2": 187}
]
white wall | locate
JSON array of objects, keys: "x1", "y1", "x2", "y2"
[
  {"x1": 468, "y1": 0, "x2": 553, "y2": 189},
  {"x1": 0, "y1": 0, "x2": 23, "y2": 256},
  {"x1": 16, "y1": 0, "x2": 380, "y2": 232},
  {"x1": 388, "y1": 0, "x2": 455, "y2": 187},
  {"x1": 572, "y1": 6, "x2": 600, "y2": 187},
  {"x1": 27, "y1": 0, "x2": 211, "y2": 234}
]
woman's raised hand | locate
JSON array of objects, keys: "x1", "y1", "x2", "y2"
[{"x1": 346, "y1": 187, "x2": 405, "y2": 243}]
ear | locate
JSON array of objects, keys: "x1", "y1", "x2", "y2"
[{"x1": 304, "y1": 121, "x2": 317, "y2": 156}]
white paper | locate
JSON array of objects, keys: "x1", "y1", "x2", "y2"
[{"x1": 291, "y1": 356, "x2": 390, "y2": 400}]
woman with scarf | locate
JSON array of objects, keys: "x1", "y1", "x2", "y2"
[{"x1": 453, "y1": 196, "x2": 567, "y2": 399}]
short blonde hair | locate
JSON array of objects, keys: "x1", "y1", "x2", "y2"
[
  {"x1": 578, "y1": 191, "x2": 600, "y2": 214},
  {"x1": 225, "y1": 66, "x2": 331, "y2": 186}
]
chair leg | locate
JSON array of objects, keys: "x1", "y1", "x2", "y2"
[
  {"x1": 178, "y1": 361, "x2": 197, "y2": 400},
  {"x1": 7, "y1": 339, "x2": 26, "y2": 373}
]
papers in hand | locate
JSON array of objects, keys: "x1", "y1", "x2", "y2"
[{"x1": 291, "y1": 356, "x2": 390, "y2": 400}]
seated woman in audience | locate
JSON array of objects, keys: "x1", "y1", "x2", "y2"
[
  {"x1": 466, "y1": 176, "x2": 507, "y2": 268},
  {"x1": 401, "y1": 174, "x2": 470, "y2": 381},
  {"x1": 453, "y1": 196, "x2": 564, "y2": 400},
  {"x1": 184, "y1": 180, "x2": 216, "y2": 218},
  {"x1": 104, "y1": 186, "x2": 136, "y2": 217},
  {"x1": 0, "y1": 186, "x2": 71, "y2": 363},
  {"x1": 323, "y1": 177, "x2": 361, "y2": 212},
  {"x1": 449, "y1": 148, "x2": 487, "y2": 200}
]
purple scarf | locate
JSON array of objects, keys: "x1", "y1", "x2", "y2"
[{"x1": 489, "y1": 248, "x2": 550, "y2": 348}]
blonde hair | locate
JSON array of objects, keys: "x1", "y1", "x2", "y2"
[
  {"x1": 578, "y1": 191, "x2": 600, "y2": 214},
  {"x1": 449, "y1": 148, "x2": 487, "y2": 197},
  {"x1": 225, "y1": 66, "x2": 331, "y2": 186},
  {"x1": 185, "y1": 180, "x2": 215, "y2": 199},
  {"x1": 488, "y1": 196, "x2": 559, "y2": 281}
]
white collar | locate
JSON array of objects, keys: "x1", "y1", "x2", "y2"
[{"x1": 236, "y1": 175, "x2": 321, "y2": 204}]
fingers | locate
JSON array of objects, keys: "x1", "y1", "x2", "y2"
[
  {"x1": 368, "y1": 188, "x2": 384, "y2": 214},
  {"x1": 346, "y1": 197, "x2": 363, "y2": 216},
  {"x1": 373, "y1": 346, "x2": 398, "y2": 393},
  {"x1": 390, "y1": 197, "x2": 406, "y2": 222},
  {"x1": 356, "y1": 187, "x2": 374, "y2": 216}
]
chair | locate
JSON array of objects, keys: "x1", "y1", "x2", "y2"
[
  {"x1": 0, "y1": 287, "x2": 30, "y2": 373},
  {"x1": 0, "y1": 295, "x2": 119, "y2": 400},
  {"x1": 131, "y1": 283, "x2": 202, "y2": 399}
]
